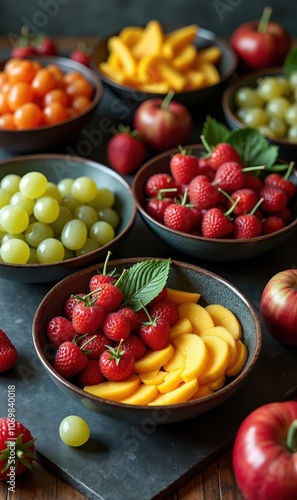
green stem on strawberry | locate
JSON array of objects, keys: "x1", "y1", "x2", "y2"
[
  {"x1": 257, "y1": 6, "x2": 272, "y2": 33},
  {"x1": 200, "y1": 134, "x2": 212, "y2": 155},
  {"x1": 284, "y1": 161, "x2": 295, "y2": 180},
  {"x1": 139, "y1": 300, "x2": 158, "y2": 325},
  {"x1": 250, "y1": 197, "x2": 264, "y2": 215},
  {"x1": 161, "y1": 90, "x2": 175, "y2": 110},
  {"x1": 224, "y1": 196, "x2": 241, "y2": 218},
  {"x1": 102, "y1": 250, "x2": 112, "y2": 275}
]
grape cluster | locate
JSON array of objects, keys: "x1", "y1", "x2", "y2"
[
  {"x1": 234, "y1": 71, "x2": 297, "y2": 142},
  {"x1": 0, "y1": 171, "x2": 120, "y2": 265}
]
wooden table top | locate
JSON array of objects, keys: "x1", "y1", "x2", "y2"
[{"x1": 0, "y1": 34, "x2": 294, "y2": 500}]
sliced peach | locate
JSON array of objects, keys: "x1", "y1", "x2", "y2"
[
  {"x1": 132, "y1": 20, "x2": 164, "y2": 59},
  {"x1": 107, "y1": 36, "x2": 136, "y2": 76},
  {"x1": 200, "y1": 326, "x2": 238, "y2": 370},
  {"x1": 166, "y1": 287, "x2": 201, "y2": 304},
  {"x1": 183, "y1": 70, "x2": 206, "y2": 90},
  {"x1": 170, "y1": 317, "x2": 193, "y2": 340},
  {"x1": 164, "y1": 24, "x2": 198, "y2": 52},
  {"x1": 119, "y1": 26, "x2": 143, "y2": 47},
  {"x1": 173, "y1": 333, "x2": 209, "y2": 382},
  {"x1": 225, "y1": 340, "x2": 248, "y2": 377},
  {"x1": 157, "y1": 369, "x2": 183, "y2": 393},
  {"x1": 173, "y1": 44, "x2": 197, "y2": 71},
  {"x1": 83, "y1": 374, "x2": 140, "y2": 402},
  {"x1": 134, "y1": 344, "x2": 175, "y2": 374},
  {"x1": 120, "y1": 384, "x2": 158, "y2": 405},
  {"x1": 193, "y1": 58, "x2": 221, "y2": 85},
  {"x1": 139, "y1": 370, "x2": 167, "y2": 385},
  {"x1": 189, "y1": 384, "x2": 213, "y2": 400},
  {"x1": 139, "y1": 82, "x2": 170, "y2": 93},
  {"x1": 208, "y1": 372, "x2": 226, "y2": 391},
  {"x1": 205, "y1": 304, "x2": 242, "y2": 341},
  {"x1": 198, "y1": 46, "x2": 222, "y2": 64},
  {"x1": 98, "y1": 63, "x2": 125, "y2": 83},
  {"x1": 147, "y1": 379, "x2": 199, "y2": 405},
  {"x1": 178, "y1": 302, "x2": 214, "y2": 335},
  {"x1": 159, "y1": 61, "x2": 187, "y2": 92},
  {"x1": 198, "y1": 335, "x2": 230, "y2": 385},
  {"x1": 163, "y1": 348, "x2": 185, "y2": 372}
]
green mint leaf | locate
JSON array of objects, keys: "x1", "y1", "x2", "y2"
[
  {"x1": 225, "y1": 127, "x2": 278, "y2": 168},
  {"x1": 202, "y1": 116, "x2": 229, "y2": 150},
  {"x1": 284, "y1": 47, "x2": 297, "y2": 78},
  {"x1": 118, "y1": 259, "x2": 171, "y2": 311}
]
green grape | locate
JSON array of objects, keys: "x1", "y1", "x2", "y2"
[
  {"x1": 33, "y1": 196, "x2": 60, "y2": 224},
  {"x1": 59, "y1": 415, "x2": 90, "y2": 447},
  {"x1": 28, "y1": 247, "x2": 39, "y2": 264},
  {"x1": 75, "y1": 238, "x2": 99, "y2": 256},
  {"x1": 19, "y1": 171, "x2": 48, "y2": 199},
  {"x1": 285, "y1": 104, "x2": 297, "y2": 125},
  {"x1": 265, "y1": 97, "x2": 290, "y2": 120},
  {"x1": 10, "y1": 192, "x2": 35, "y2": 216},
  {"x1": 2, "y1": 233, "x2": 26, "y2": 243},
  {"x1": 25, "y1": 222, "x2": 54, "y2": 248},
  {"x1": 288, "y1": 70, "x2": 297, "y2": 88},
  {"x1": 74, "y1": 205, "x2": 98, "y2": 229},
  {"x1": 0, "y1": 188, "x2": 11, "y2": 208},
  {"x1": 89, "y1": 221, "x2": 115, "y2": 246},
  {"x1": 98, "y1": 207, "x2": 120, "y2": 228},
  {"x1": 275, "y1": 76, "x2": 292, "y2": 96},
  {"x1": 63, "y1": 247, "x2": 75, "y2": 260},
  {"x1": 287, "y1": 125, "x2": 297, "y2": 142},
  {"x1": 236, "y1": 108, "x2": 249, "y2": 122},
  {"x1": 50, "y1": 206, "x2": 72, "y2": 234},
  {"x1": 0, "y1": 174, "x2": 21, "y2": 194},
  {"x1": 89, "y1": 187, "x2": 115, "y2": 210},
  {"x1": 57, "y1": 177, "x2": 74, "y2": 196},
  {"x1": 257, "y1": 77, "x2": 283, "y2": 101},
  {"x1": 242, "y1": 107, "x2": 268, "y2": 127},
  {"x1": 1, "y1": 239, "x2": 30, "y2": 264},
  {"x1": 43, "y1": 182, "x2": 63, "y2": 204},
  {"x1": 234, "y1": 86, "x2": 263, "y2": 108},
  {"x1": 0, "y1": 205, "x2": 29, "y2": 234},
  {"x1": 61, "y1": 195, "x2": 81, "y2": 213},
  {"x1": 269, "y1": 117, "x2": 287, "y2": 138},
  {"x1": 36, "y1": 238, "x2": 65, "y2": 263},
  {"x1": 71, "y1": 176, "x2": 98, "y2": 203},
  {"x1": 61, "y1": 219, "x2": 87, "y2": 250}
]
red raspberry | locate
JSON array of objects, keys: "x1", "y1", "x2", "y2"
[
  {"x1": 115, "y1": 335, "x2": 147, "y2": 360},
  {"x1": 77, "y1": 359, "x2": 104, "y2": 387},
  {"x1": 47, "y1": 316, "x2": 77, "y2": 347},
  {"x1": 102, "y1": 311, "x2": 131, "y2": 342},
  {"x1": 145, "y1": 173, "x2": 177, "y2": 198},
  {"x1": 149, "y1": 299, "x2": 179, "y2": 326}
]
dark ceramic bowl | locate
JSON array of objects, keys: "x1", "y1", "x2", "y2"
[
  {"x1": 222, "y1": 67, "x2": 297, "y2": 162},
  {"x1": 0, "y1": 154, "x2": 137, "y2": 283},
  {"x1": 132, "y1": 145, "x2": 297, "y2": 261},
  {"x1": 92, "y1": 27, "x2": 237, "y2": 107},
  {"x1": 0, "y1": 56, "x2": 103, "y2": 153},
  {"x1": 32, "y1": 257, "x2": 262, "y2": 424}
]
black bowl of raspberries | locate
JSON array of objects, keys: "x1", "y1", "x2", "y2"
[{"x1": 132, "y1": 117, "x2": 297, "y2": 262}]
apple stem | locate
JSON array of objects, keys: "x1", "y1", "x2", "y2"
[
  {"x1": 161, "y1": 90, "x2": 175, "y2": 110},
  {"x1": 286, "y1": 419, "x2": 297, "y2": 452},
  {"x1": 258, "y1": 6, "x2": 272, "y2": 33}
]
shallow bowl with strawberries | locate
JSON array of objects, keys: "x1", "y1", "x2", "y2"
[
  {"x1": 131, "y1": 144, "x2": 297, "y2": 262},
  {"x1": 32, "y1": 257, "x2": 262, "y2": 424},
  {"x1": 0, "y1": 154, "x2": 137, "y2": 283},
  {"x1": 0, "y1": 56, "x2": 103, "y2": 153}
]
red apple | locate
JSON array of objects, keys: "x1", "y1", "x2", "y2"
[
  {"x1": 260, "y1": 269, "x2": 297, "y2": 346},
  {"x1": 133, "y1": 91, "x2": 192, "y2": 152},
  {"x1": 231, "y1": 6, "x2": 291, "y2": 71}
]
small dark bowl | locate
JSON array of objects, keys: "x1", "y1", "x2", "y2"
[
  {"x1": 92, "y1": 27, "x2": 237, "y2": 107},
  {"x1": 132, "y1": 145, "x2": 297, "y2": 261},
  {"x1": 222, "y1": 67, "x2": 297, "y2": 162},
  {"x1": 32, "y1": 257, "x2": 262, "y2": 424},
  {"x1": 0, "y1": 154, "x2": 137, "y2": 283},
  {"x1": 0, "y1": 56, "x2": 103, "y2": 153}
]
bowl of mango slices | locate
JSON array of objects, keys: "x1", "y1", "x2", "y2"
[
  {"x1": 92, "y1": 21, "x2": 237, "y2": 106},
  {"x1": 32, "y1": 257, "x2": 262, "y2": 423}
]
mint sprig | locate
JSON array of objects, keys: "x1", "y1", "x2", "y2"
[{"x1": 118, "y1": 258, "x2": 171, "y2": 311}]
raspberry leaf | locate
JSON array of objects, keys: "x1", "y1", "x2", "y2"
[
  {"x1": 118, "y1": 259, "x2": 171, "y2": 311},
  {"x1": 225, "y1": 128, "x2": 278, "y2": 168},
  {"x1": 202, "y1": 115, "x2": 229, "y2": 150}
]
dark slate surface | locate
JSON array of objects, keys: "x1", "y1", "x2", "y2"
[{"x1": 0, "y1": 82, "x2": 297, "y2": 500}]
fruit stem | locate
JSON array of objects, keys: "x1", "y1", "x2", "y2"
[
  {"x1": 284, "y1": 161, "x2": 295, "y2": 180},
  {"x1": 250, "y1": 197, "x2": 264, "y2": 215},
  {"x1": 258, "y1": 6, "x2": 272, "y2": 33},
  {"x1": 161, "y1": 90, "x2": 175, "y2": 110},
  {"x1": 224, "y1": 196, "x2": 241, "y2": 218},
  {"x1": 242, "y1": 165, "x2": 266, "y2": 173},
  {"x1": 286, "y1": 419, "x2": 297, "y2": 452},
  {"x1": 200, "y1": 134, "x2": 212, "y2": 155},
  {"x1": 102, "y1": 251, "x2": 112, "y2": 275},
  {"x1": 139, "y1": 300, "x2": 156, "y2": 325}
]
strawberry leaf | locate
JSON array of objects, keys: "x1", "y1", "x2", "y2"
[
  {"x1": 284, "y1": 46, "x2": 297, "y2": 78},
  {"x1": 202, "y1": 116, "x2": 229, "y2": 148},
  {"x1": 118, "y1": 259, "x2": 171, "y2": 311},
  {"x1": 224, "y1": 127, "x2": 279, "y2": 168}
]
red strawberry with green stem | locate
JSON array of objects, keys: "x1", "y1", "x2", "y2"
[
  {"x1": 53, "y1": 335, "x2": 95, "y2": 378},
  {"x1": 0, "y1": 329, "x2": 18, "y2": 373},
  {"x1": 188, "y1": 175, "x2": 221, "y2": 209},
  {"x1": 72, "y1": 296, "x2": 105, "y2": 334},
  {"x1": 146, "y1": 188, "x2": 178, "y2": 223},
  {"x1": 77, "y1": 332, "x2": 112, "y2": 359},
  {"x1": 99, "y1": 340, "x2": 135, "y2": 382},
  {"x1": 77, "y1": 359, "x2": 104, "y2": 387},
  {"x1": 213, "y1": 162, "x2": 265, "y2": 193},
  {"x1": 70, "y1": 42, "x2": 92, "y2": 67},
  {"x1": 0, "y1": 418, "x2": 35, "y2": 480},
  {"x1": 169, "y1": 146, "x2": 199, "y2": 185},
  {"x1": 138, "y1": 301, "x2": 171, "y2": 350},
  {"x1": 102, "y1": 311, "x2": 131, "y2": 342},
  {"x1": 92, "y1": 281, "x2": 124, "y2": 313},
  {"x1": 149, "y1": 299, "x2": 179, "y2": 326},
  {"x1": 106, "y1": 125, "x2": 147, "y2": 174},
  {"x1": 115, "y1": 335, "x2": 147, "y2": 360},
  {"x1": 262, "y1": 215, "x2": 286, "y2": 235},
  {"x1": 163, "y1": 189, "x2": 194, "y2": 233},
  {"x1": 145, "y1": 173, "x2": 177, "y2": 198},
  {"x1": 233, "y1": 198, "x2": 264, "y2": 239},
  {"x1": 259, "y1": 185, "x2": 288, "y2": 213},
  {"x1": 201, "y1": 136, "x2": 241, "y2": 170},
  {"x1": 223, "y1": 188, "x2": 259, "y2": 216},
  {"x1": 89, "y1": 251, "x2": 116, "y2": 291},
  {"x1": 264, "y1": 161, "x2": 296, "y2": 200},
  {"x1": 201, "y1": 197, "x2": 240, "y2": 239},
  {"x1": 46, "y1": 316, "x2": 77, "y2": 347}
]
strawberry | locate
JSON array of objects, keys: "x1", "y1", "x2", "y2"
[
  {"x1": 72, "y1": 296, "x2": 105, "y2": 334},
  {"x1": 233, "y1": 214, "x2": 263, "y2": 239},
  {"x1": 77, "y1": 359, "x2": 104, "y2": 387},
  {"x1": 102, "y1": 311, "x2": 131, "y2": 342},
  {"x1": 115, "y1": 335, "x2": 147, "y2": 360},
  {"x1": 276, "y1": 206, "x2": 293, "y2": 224},
  {"x1": 244, "y1": 173, "x2": 263, "y2": 192},
  {"x1": 226, "y1": 188, "x2": 259, "y2": 216},
  {"x1": 201, "y1": 207, "x2": 234, "y2": 239},
  {"x1": 99, "y1": 341, "x2": 135, "y2": 382},
  {"x1": 259, "y1": 185, "x2": 288, "y2": 213},
  {"x1": 106, "y1": 125, "x2": 146, "y2": 174},
  {"x1": 46, "y1": 316, "x2": 77, "y2": 347},
  {"x1": 149, "y1": 299, "x2": 179, "y2": 326},
  {"x1": 64, "y1": 294, "x2": 85, "y2": 321},
  {"x1": 146, "y1": 190, "x2": 176, "y2": 223},
  {"x1": 89, "y1": 251, "x2": 116, "y2": 291},
  {"x1": 147, "y1": 286, "x2": 168, "y2": 307},
  {"x1": 35, "y1": 35, "x2": 57, "y2": 56},
  {"x1": 0, "y1": 329, "x2": 18, "y2": 373},
  {"x1": 69, "y1": 43, "x2": 92, "y2": 67},
  {"x1": 188, "y1": 175, "x2": 221, "y2": 209},
  {"x1": 77, "y1": 332, "x2": 112, "y2": 359},
  {"x1": 213, "y1": 161, "x2": 245, "y2": 193},
  {"x1": 262, "y1": 215, "x2": 286, "y2": 234},
  {"x1": 163, "y1": 191, "x2": 194, "y2": 233},
  {"x1": 92, "y1": 282, "x2": 123, "y2": 312},
  {"x1": 0, "y1": 418, "x2": 35, "y2": 480},
  {"x1": 197, "y1": 157, "x2": 215, "y2": 180},
  {"x1": 139, "y1": 303, "x2": 171, "y2": 350},
  {"x1": 53, "y1": 337, "x2": 89, "y2": 378},
  {"x1": 264, "y1": 171, "x2": 296, "y2": 200},
  {"x1": 169, "y1": 146, "x2": 199, "y2": 185},
  {"x1": 145, "y1": 173, "x2": 178, "y2": 198},
  {"x1": 208, "y1": 142, "x2": 241, "y2": 170},
  {"x1": 118, "y1": 307, "x2": 140, "y2": 332}
]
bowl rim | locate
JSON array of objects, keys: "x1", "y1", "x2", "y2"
[
  {"x1": 93, "y1": 26, "x2": 237, "y2": 97},
  {"x1": 222, "y1": 66, "x2": 297, "y2": 147},
  {"x1": 0, "y1": 55, "x2": 104, "y2": 134},
  {"x1": 132, "y1": 144, "x2": 297, "y2": 244},
  {"x1": 0, "y1": 153, "x2": 137, "y2": 270},
  {"x1": 32, "y1": 257, "x2": 263, "y2": 412}
]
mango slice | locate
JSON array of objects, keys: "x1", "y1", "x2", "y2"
[
  {"x1": 226, "y1": 340, "x2": 248, "y2": 377},
  {"x1": 132, "y1": 20, "x2": 164, "y2": 59},
  {"x1": 198, "y1": 335, "x2": 230, "y2": 385},
  {"x1": 107, "y1": 36, "x2": 136, "y2": 76},
  {"x1": 120, "y1": 384, "x2": 158, "y2": 405},
  {"x1": 119, "y1": 26, "x2": 143, "y2": 47},
  {"x1": 157, "y1": 369, "x2": 183, "y2": 393},
  {"x1": 173, "y1": 44, "x2": 197, "y2": 71},
  {"x1": 134, "y1": 344, "x2": 175, "y2": 373},
  {"x1": 200, "y1": 326, "x2": 238, "y2": 369},
  {"x1": 178, "y1": 302, "x2": 214, "y2": 335},
  {"x1": 208, "y1": 373, "x2": 226, "y2": 391},
  {"x1": 139, "y1": 370, "x2": 167, "y2": 385},
  {"x1": 170, "y1": 317, "x2": 193, "y2": 340},
  {"x1": 189, "y1": 384, "x2": 213, "y2": 400},
  {"x1": 147, "y1": 379, "x2": 199, "y2": 405},
  {"x1": 205, "y1": 304, "x2": 242, "y2": 341},
  {"x1": 166, "y1": 287, "x2": 201, "y2": 304},
  {"x1": 198, "y1": 46, "x2": 222, "y2": 64},
  {"x1": 83, "y1": 374, "x2": 140, "y2": 402},
  {"x1": 158, "y1": 61, "x2": 187, "y2": 92},
  {"x1": 173, "y1": 333, "x2": 209, "y2": 382},
  {"x1": 163, "y1": 24, "x2": 198, "y2": 52},
  {"x1": 163, "y1": 348, "x2": 185, "y2": 372}
]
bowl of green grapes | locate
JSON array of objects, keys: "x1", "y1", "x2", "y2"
[
  {"x1": 222, "y1": 67, "x2": 297, "y2": 161},
  {"x1": 0, "y1": 154, "x2": 137, "y2": 283}
]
